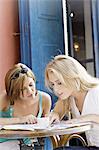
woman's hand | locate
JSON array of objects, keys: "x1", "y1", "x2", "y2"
[
  {"x1": 49, "y1": 111, "x2": 60, "y2": 124},
  {"x1": 20, "y1": 114, "x2": 37, "y2": 124}
]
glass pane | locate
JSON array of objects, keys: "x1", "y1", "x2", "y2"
[{"x1": 67, "y1": 0, "x2": 95, "y2": 76}]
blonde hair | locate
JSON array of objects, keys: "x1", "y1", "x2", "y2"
[
  {"x1": 5, "y1": 63, "x2": 35, "y2": 104},
  {"x1": 45, "y1": 55, "x2": 99, "y2": 93}
]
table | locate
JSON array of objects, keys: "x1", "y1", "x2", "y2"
[{"x1": 0, "y1": 123, "x2": 92, "y2": 148}]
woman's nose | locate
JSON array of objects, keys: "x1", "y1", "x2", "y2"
[{"x1": 54, "y1": 86, "x2": 59, "y2": 94}]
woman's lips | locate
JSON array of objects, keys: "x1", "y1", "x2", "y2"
[
  {"x1": 58, "y1": 93, "x2": 63, "y2": 98},
  {"x1": 27, "y1": 94, "x2": 33, "y2": 97}
]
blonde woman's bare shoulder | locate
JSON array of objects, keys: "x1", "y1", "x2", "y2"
[{"x1": 0, "y1": 90, "x2": 9, "y2": 110}]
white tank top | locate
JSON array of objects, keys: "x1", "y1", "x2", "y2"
[{"x1": 70, "y1": 86, "x2": 99, "y2": 147}]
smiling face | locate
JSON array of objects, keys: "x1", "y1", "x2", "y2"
[
  {"x1": 48, "y1": 70, "x2": 73, "y2": 100},
  {"x1": 20, "y1": 77, "x2": 36, "y2": 101}
]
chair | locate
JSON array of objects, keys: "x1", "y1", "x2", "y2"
[
  {"x1": 54, "y1": 109, "x2": 88, "y2": 149},
  {"x1": 54, "y1": 133, "x2": 88, "y2": 150}
]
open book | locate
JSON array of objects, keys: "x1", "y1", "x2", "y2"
[{"x1": 0, "y1": 118, "x2": 93, "y2": 131}]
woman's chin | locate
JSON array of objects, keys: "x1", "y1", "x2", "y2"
[{"x1": 60, "y1": 95, "x2": 70, "y2": 100}]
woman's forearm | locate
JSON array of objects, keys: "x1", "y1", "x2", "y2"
[
  {"x1": 0, "y1": 114, "x2": 38, "y2": 125},
  {"x1": 65, "y1": 114, "x2": 99, "y2": 124},
  {"x1": 0, "y1": 117, "x2": 23, "y2": 125},
  {"x1": 77, "y1": 114, "x2": 99, "y2": 124}
]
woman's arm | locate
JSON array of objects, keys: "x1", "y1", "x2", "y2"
[
  {"x1": 48, "y1": 99, "x2": 69, "y2": 124},
  {"x1": 52, "y1": 99, "x2": 70, "y2": 119},
  {"x1": 65, "y1": 114, "x2": 99, "y2": 124},
  {"x1": 0, "y1": 117, "x2": 22, "y2": 125},
  {"x1": 0, "y1": 114, "x2": 38, "y2": 125}
]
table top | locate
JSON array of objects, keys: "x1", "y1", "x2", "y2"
[{"x1": 0, "y1": 123, "x2": 92, "y2": 139}]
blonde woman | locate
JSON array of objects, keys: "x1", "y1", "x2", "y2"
[
  {"x1": 0, "y1": 63, "x2": 51, "y2": 150},
  {"x1": 45, "y1": 55, "x2": 99, "y2": 149}
]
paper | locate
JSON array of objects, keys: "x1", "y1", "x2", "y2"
[
  {"x1": 0, "y1": 117, "x2": 50, "y2": 131},
  {"x1": 48, "y1": 121, "x2": 92, "y2": 130},
  {"x1": 3, "y1": 124, "x2": 35, "y2": 131},
  {"x1": 0, "y1": 119, "x2": 92, "y2": 131},
  {"x1": 0, "y1": 125, "x2": 3, "y2": 130}
]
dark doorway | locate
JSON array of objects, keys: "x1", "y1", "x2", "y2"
[{"x1": 67, "y1": 0, "x2": 95, "y2": 76}]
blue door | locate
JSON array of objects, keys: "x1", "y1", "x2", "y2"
[{"x1": 19, "y1": 0, "x2": 65, "y2": 103}]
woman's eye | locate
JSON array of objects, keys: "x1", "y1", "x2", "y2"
[
  {"x1": 29, "y1": 83, "x2": 35, "y2": 87},
  {"x1": 51, "y1": 83, "x2": 54, "y2": 87},
  {"x1": 50, "y1": 83, "x2": 54, "y2": 88},
  {"x1": 29, "y1": 84, "x2": 33, "y2": 87},
  {"x1": 58, "y1": 82, "x2": 62, "y2": 85}
]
